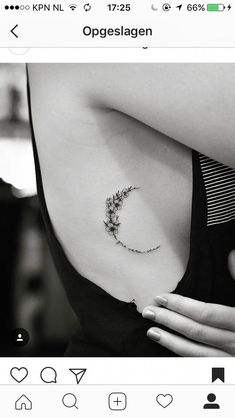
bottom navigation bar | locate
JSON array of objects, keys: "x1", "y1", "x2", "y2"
[{"x1": 0, "y1": 384, "x2": 234, "y2": 416}]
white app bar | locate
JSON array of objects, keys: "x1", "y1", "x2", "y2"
[
  {"x1": 0, "y1": 2, "x2": 234, "y2": 48},
  {"x1": 0, "y1": 357, "x2": 232, "y2": 385}
]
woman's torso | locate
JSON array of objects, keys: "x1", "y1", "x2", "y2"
[{"x1": 28, "y1": 65, "x2": 192, "y2": 312}]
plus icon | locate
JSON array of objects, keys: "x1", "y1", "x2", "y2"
[
  {"x1": 114, "y1": 397, "x2": 122, "y2": 406},
  {"x1": 108, "y1": 393, "x2": 127, "y2": 410}
]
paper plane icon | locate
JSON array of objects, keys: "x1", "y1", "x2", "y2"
[{"x1": 69, "y1": 368, "x2": 87, "y2": 384}]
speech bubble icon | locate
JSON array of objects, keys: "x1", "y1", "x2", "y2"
[{"x1": 40, "y1": 367, "x2": 57, "y2": 383}]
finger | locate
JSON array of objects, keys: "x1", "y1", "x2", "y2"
[
  {"x1": 154, "y1": 293, "x2": 235, "y2": 332},
  {"x1": 147, "y1": 327, "x2": 229, "y2": 357},
  {"x1": 143, "y1": 306, "x2": 235, "y2": 352},
  {"x1": 228, "y1": 250, "x2": 235, "y2": 280}
]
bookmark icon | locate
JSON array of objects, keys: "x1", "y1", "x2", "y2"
[
  {"x1": 212, "y1": 368, "x2": 225, "y2": 383},
  {"x1": 69, "y1": 368, "x2": 87, "y2": 384}
]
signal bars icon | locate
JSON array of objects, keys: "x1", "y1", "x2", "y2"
[{"x1": 69, "y1": 4, "x2": 77, "y2": 10}]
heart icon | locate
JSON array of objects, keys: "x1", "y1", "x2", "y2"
[
  {"x1": 156, "y1": 394, "x2": 173, "y2": 408},
  {"x1": 10, "y1": 367, "x2": 28, "y2": 383}
]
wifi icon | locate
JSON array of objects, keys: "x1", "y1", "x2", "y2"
[{"x1": 69, "y1": 4, "x2": 77, "y2": 10}]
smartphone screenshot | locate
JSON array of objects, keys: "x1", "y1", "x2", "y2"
[{"x1": 0, "y1": 1, "x2": 235, "y2": 416}]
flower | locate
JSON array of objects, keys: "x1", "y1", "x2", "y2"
[
  {"x1": 106, "y1": 205, "x2": 116, "y2": 217},
  {"x1": 104, "y1": 187, "x2": 137, "y2": 238},
  {"x1": 104, "y1": 220, "x2": 120, "y2": 235},
  {"x1": 113, "y1": 198, "x2": 123, "y2": 210},
  {"x1": 106, "y1": 197, "x2": 113, "y2": 206},
  {"x1": 121, "y1": 187, "x2": 130, "y2": 198}
]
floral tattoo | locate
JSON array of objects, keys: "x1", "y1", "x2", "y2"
[{"x1": 104, "y1": 186, "x2": 160, "y2": 254}]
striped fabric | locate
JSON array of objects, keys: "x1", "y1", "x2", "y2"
[{"x1": 199, "y1": 153, "x2": 235, "y2": 226}]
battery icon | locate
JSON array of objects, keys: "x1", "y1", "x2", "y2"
[{"x1": 207, "y1": 4, "x2": 225, "y2": 11}]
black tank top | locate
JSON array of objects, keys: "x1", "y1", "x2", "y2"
[{"x1": 27, "y1": 81, "x2": 235, "y2": 357}]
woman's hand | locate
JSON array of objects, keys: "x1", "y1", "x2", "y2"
[{"x1": 142, "y1": 250, "x2": 235, "y2": 356}]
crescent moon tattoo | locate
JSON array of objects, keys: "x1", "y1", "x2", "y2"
[{"x1": 103, "y1": 186, "x2": 160, "y2": 254}]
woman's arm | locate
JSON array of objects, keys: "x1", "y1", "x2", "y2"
[{"x1": 76, "y1": 63, "x2": 235, "y2": 168}]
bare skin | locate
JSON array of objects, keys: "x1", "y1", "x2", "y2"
[{"x1": 28, "y1": 64, "x2": 235, "y2": 315}]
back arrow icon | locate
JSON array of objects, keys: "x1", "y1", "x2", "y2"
[{"x1": 11, "y1": 25, "x2": 19, "y2": 38}]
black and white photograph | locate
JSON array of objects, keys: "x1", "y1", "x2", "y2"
[{"x1": 1, "y1": 63, "x2": 235, "y2": 357}]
